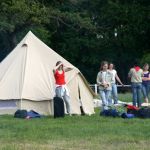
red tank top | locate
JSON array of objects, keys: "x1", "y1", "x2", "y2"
[{"x1": 54, "y1": 70, "x2": 66, "y2": 85}]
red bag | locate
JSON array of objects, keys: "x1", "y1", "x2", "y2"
[
  {"x1": 126, "y1": 104, "x2": 139, "y2": 116},
  {"x1": 126, "y1": 104, "x2": 139, "y2": 110}
]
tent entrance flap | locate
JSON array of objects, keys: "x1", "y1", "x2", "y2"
[
  {"x1": 77, "y1": 75, "x2": 95, "y2": 115},
  {"x1": 78, "y1": 86, "x2": 85, "y2": 115}
]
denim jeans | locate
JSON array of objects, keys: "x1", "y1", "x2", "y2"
[
  {"x1": 142, "y1": 84, "x2": 150, "y2": 99},
  {"x1": 131, "y1": 83, "x2": 142, "y2": 107},
  {"x1": 109, "y1": 83, "x2": 118, "y2": 104},
  {"x1": 99, "y1": 89, "x2": 111, "y2": 110}
]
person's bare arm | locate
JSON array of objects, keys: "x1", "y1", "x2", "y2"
[
  {"x1": 115, "y1": 74, "x2": 124, "y2": 86},
  {"x1": 148, "y1": 73, "x2": 150, "y2": 80},
  {"x1": 142, "y1": 77, "x2": 148, "y2": 81},
  {"x1": 53, "y1": 62, "x2": 63, "y2": 74},
  {"x1": 64, "y1": 66, "x2": 73, "y2": 72},
  {"x1": 128, "y1": 69, "x2": 132, "y2": 78}
]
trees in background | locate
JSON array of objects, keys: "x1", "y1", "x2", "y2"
[{"x1": 0, "y1": 0, "x2": 150, "y2": 83}]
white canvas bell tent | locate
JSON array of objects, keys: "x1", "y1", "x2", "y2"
[{"x1": 0, "y1": 31, "x2": 95, "y2": 115}]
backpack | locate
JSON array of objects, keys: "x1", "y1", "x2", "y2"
[
  {"x1": 53, "y1": 96, "x2": 65, "y2": 118},
  {"x1": 100, "y1": 109, "x2": 120, "y2": 117},
  {"x1": 125, "y1": 104, "x2": 139, "y2": 117},
  {"x1": 14, "y1": 109, "x2": 28, "y2": 118},
  {"x1": 138, "y1": 107, "x2": 150, "y2": 118},
  {"x1": 27, "y1": 110, "x2": 41, "y2": 118},
  {"x1": 121, "y1": 113, "x2": 135, "y2": 119}
]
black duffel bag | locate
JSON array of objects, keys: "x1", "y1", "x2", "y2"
[
  {"x1": 14, "y1": 109, "x2": 28, "y2": 118},
  {"x1": 138, "y1": 107, "x2": 150, "y2": 118}
]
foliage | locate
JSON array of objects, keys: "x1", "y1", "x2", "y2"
[
  {"x1": 0, "y1": 0, "x2": 150, "y2": 83},
  {"x1": 0, "y1": 0, "x2": 50, "y2": 60},
  {"x1": 141, "y1": 53, "x2": 150, "y2": 65}
]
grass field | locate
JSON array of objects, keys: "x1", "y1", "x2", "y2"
[{"x1": 0, "y1": 93, "x2": 150, "y2": 150}]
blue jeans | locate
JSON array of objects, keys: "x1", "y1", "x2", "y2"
[
  {"x1": 109, "y1": 83, "x2": 118, "y2": 104},
  {"x1": 131, "y1": 83, "x2": 142, "y2": 107},
  {"x1": 99, "y1": 89, "x2": 111, "y2": 110},
  {"x1": 142, "y1": 84, "x2": 150, "y2": 99}
]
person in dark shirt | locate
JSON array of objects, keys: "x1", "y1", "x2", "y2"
[{"x1": 142, "y1": 63, "x2": 150, "y2": 103}]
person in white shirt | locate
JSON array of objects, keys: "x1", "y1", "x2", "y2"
[{"x1": 108, "y1": 63, "x2": 124, "y2": 104}]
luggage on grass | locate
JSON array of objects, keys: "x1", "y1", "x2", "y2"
[
  {"x1": 124, "y1": 104, "x2": 139, "y2": 117},
  {"x1": 27, "y1": 110, "x2": 41, "y2": 118},
  {"x1": 53, "y1": 96, "x2": 65, "y2": 118},
  {"x1": 100, "y1": 109, "x2": 120, "y2": 117},
  {"x1": 14, "y1": 109, "x2": 28, "y2": 118},
  {"x1": 121, "y1": 113, "x2": 135, "y2": 119},
  {"x1": 138, "y1": 107, "x2": 150, "y2": 118}
]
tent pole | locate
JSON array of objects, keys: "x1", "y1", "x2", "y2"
[{"x1": 20, "y1": 98, "x2": 22, "y2": 109}]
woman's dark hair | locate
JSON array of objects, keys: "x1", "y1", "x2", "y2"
[
  {"x1": 56, "y1": 61, "x2": 62, "y2": 66},
  {"x1": 109, "y1": 62, "x2": 115, "y2": 69}
]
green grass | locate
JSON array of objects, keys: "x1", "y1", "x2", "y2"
[
  {"x1": 0, "y1": 93, "x2": 149, "y2": 150},
  {"x1": 118, "y1": 92, "x2": 147, "y2": 103},
  {"x1": 96, "y1": 92, "x2": 144, "y2": 103},
  {"x1": 118, "y1": 92, "x2": 132, "y2": 102},
  {"x1": 0, "y1": 109, "x2": 150, "y2": 150},
  {"x1": 95, "y1": 92, "x2": 133, "y2": 102}
]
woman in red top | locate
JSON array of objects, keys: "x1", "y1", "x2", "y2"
[{"x1": 53, "y1": 61, "x2": 73, "y2": 115}]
